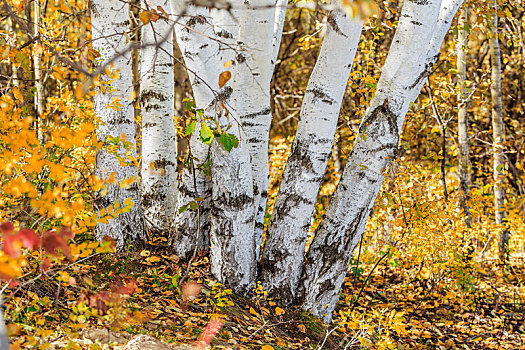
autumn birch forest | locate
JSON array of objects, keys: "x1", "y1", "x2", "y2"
[{"x1": 0, "y1": 0, "x2": 524, "y2": 348}]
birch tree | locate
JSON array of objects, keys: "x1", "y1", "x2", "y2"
[
  {"x1": 297, "y1": 0, "x2": 463, "y2": 322},
  {"x1": 457, "y1": 4, "x2": 471, "y2": 226},
  {"x1": 90, "y1": 0, "x2": 463, "y2": 322},
  {"x1": 488, "y1": 0, "x2": 508, "y2": 262},
  {"x1": 170, "y1": 2, "x2": 220, "y2": 258},
  {"x1": 139, "y1": 0, "x2": 178, "y2": 236},
  {"x1": 261, "y1": 8, "x2": 363, "y2": 305},
  {"x1": 33, "y1": 0, "x2": 45, "y2": 143},
  {"x1": 91, "y1": 0, "x2": 145, "y2": 247}
]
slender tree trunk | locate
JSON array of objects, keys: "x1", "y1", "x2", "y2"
[
  {"x1": 457, "y1": 5, "x2": 471, "y2": 227},
  {"x1": 33, "y1": 0, "x2": 45, "y2": 143},
  {"x1": 261, "y1": 8, "x2": 363, "y2": 305},
  {"x1": 236, "y1": 0, "x2": 276, "y2": 259},
  {"x1": 488, "y1": 0, "x2": 508, "y2": 262},
  {"x1": 170, "y1": 1, "x2": 220, "y2": 258},
  {"x1": 139, "y1": 0, "x2": 178, "y2": 237},
  {"x1": 91, "y1": 0, "x2": 145, "y2": 248},
  {"x1": 297, "y1": 0, "x2": 463, "y2": 322}
]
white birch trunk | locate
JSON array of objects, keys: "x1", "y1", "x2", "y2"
[
  {"x1": 260, "y1": 9, "x2": 363, "y2": 305},
  {"x1": 271, "y1": 0, "x2": 287, "y2": 67},
  {"x1": 457, "y1": 5, "x2": 471, "y2": 226},
  {"x1": 171, "y1": 1, "x2": 220, "y2": 258},
  {"x1": 207, "y1": 0, "x2": 266, "y2": 294},
  {"x1": 91, "y1": 0, "x2": 145, "y2": 248},
  {"x1": 251, "y1": 0, "x2": 287, "y2": 255},
  {"x1": 230, "y1": 0, "x2": 275, "y2": 258},
  {"x1": 298, "y1": 0, "x2": 463, "y2": 322},
  {"x1": 488, "y1": 0, "x2": 508, "y2": 262},
  {"x1": 140, "y1": 0, "x2": 178, "y2": 236},
  {"x1": 34, "y1": 0, "x2": 45, "y2": 143}
]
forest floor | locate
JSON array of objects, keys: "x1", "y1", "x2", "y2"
[{"x1": 6, "y1": 238, "x2": 525, "y2": 349}]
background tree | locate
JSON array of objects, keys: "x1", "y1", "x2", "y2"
[{"x1": 488, "y1": 0, "x2": 508, "y2": 262}]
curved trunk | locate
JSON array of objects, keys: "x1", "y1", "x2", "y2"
[
  {"x1": 488, "y1": 0, "x2": 508, "y2": 262},
  {"x1": 298, "y1": 0, "x2": 463, "y2": 322},
  {"x1": 91, "y1": 0, "x2": 145, "y2": 248},
  {"x1": 261, "y1": 8, "x2": 363, "y2": 305},
  {"x1": 140, "y1": 0, "x2": 178, "y2": 236}
]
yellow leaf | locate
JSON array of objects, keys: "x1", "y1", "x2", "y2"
[
  {"x1": 275, "y1": 307, "x2": 285, "y2": 316},
  {"x1": 139, "y1": 11, "x2": 150, "y2": 24},
  {"x1": 249, "y1": 307, "x2": 258, "y2": 316},
  {"x1": 298, "y1": 324, "x2": 306, "y2": 333},
  {"x1": 120, "y1": 176, "x2": 136, "y2": 189},
  {"x1": 108, "y1": 172, "x2": 116, "y2": 184},
  {"x1": 261, "y1": 345, "x2": 274, "y2": 350},
  {"x1": 12, "y1": 87, "x2": 23, "y2": 102},
  {"x1": 148, "y1": 256, "x2": 161, "y2": 263},
  {"x1": 218, "y1": 71, "x2": 231, "y2": 88},
  {"x1": 420, "y1": 266, "x2": 431, "y2": 280},
  {"x1": 223, "y1": 60, "x2": 233, "y2": 68}
]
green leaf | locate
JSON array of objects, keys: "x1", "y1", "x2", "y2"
[
  {"x1": 496, "y1": 164, "x2": 504, "y2": 172},
  {"x1": 199, "y1": 122, "x2": 214, "y2": 144},
  {"x1": 219, "y1": 133, "x2": 239, "y2": 152},
  {"x1": 189, "y1": 201, "x2": 199, "y2": 210},
  {"x1": 178, "y1": 204, "x2": 189, "y2": 214},
  {"x1": 185, "y1": 121, "x2": 196, "y2": 136}
]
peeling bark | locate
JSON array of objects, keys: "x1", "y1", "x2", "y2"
[
  {"x1": 92, "y1": 0, "x2": 145, "y2": 248},
  {"x1": 261, "y1": 8, "x2": 363, "y2": 306}
]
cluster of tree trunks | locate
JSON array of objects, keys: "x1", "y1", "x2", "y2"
[{"x1": 90, "y1": 0, "x2": 470, "y2": 322}]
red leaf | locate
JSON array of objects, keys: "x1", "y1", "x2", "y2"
[
  {"x1": 0, "y1": 222, "x2": 14, "y2": 234},
  {"x1": 59, "y1": 226, "x2": 73, "y2": 239},
  {"x1": 42, "y1": 257, "x2": 52, "y2": 271},
  {"x1": 3, "y1": 235, "x2": 22, "y2": 258},
  {"x1": 42, "y1": 231, "x2": 70, "y2": 257},
  {"x1": 8, "y1": 280, "x2": 19, "y2": 287},
  {"x1": 195, "y1": 316, "x2": 225, "y2": 349},
  {"x1": 17, "y1": 228, "x2": 40, "y2": 250}
]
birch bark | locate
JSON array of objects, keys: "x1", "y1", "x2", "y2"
[
  {"x1": 171, "y1": 1, "x2": 220, "y2": 258},
  {"x1": 271, "y1": 0, "x2": 288, "y2": 67},
  {"x1": 91, "y1": 0, "x2": 145, "y2": 247},
  {"x1": 230, "y1": 0, "x2": 275, "y2": 258},
  {"x1": 488, "y1": 0, "x2": 508, "y2": 262},
  {"x1": 298, "y1": 0, "x2": 463, "y2": 322},
  {"x1": 208, "y1": 0, "x2": 272, "y2": 293},
  {"x1": 33, "y1": 0, "x2": 45, "y2": 143},
  {"x1": 261, "y1": 8, "x2": 363, "y2": 305},
  {"x1": 140, "y1": 0, "x2": 178, "y2": 236},
  {"x1": 457, "y1": 5, "x2": 471, "y2": 226}
]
